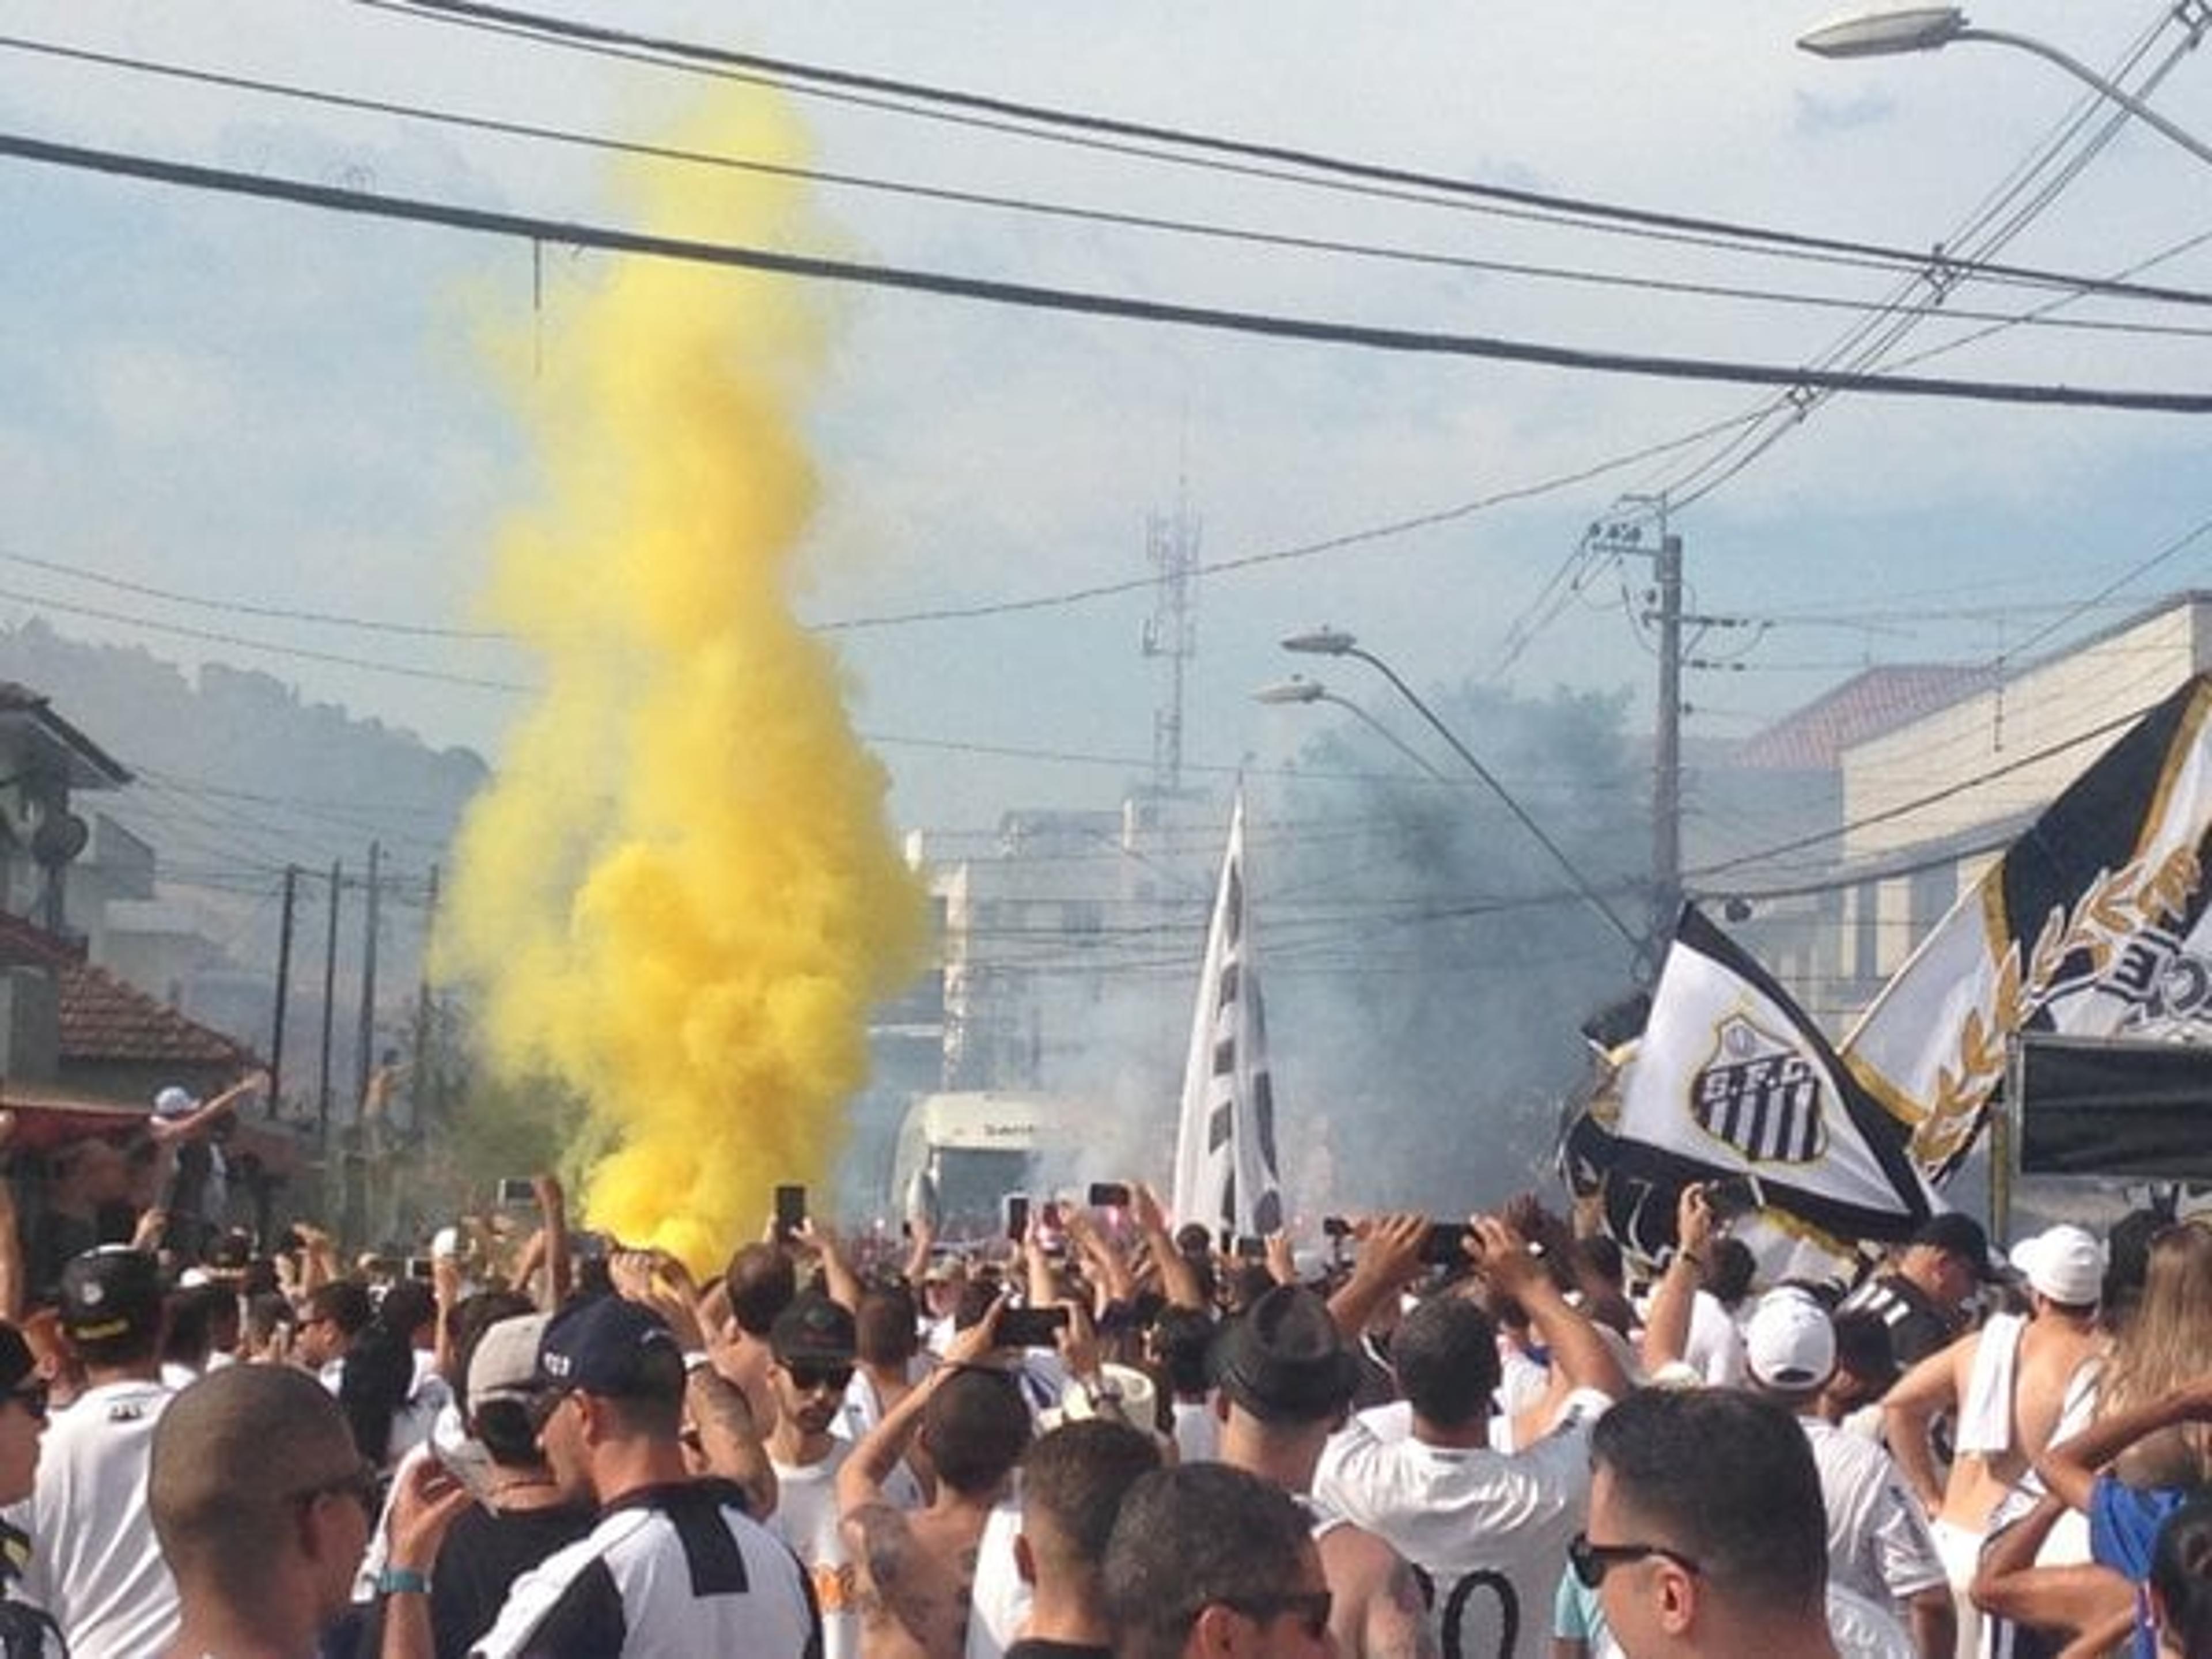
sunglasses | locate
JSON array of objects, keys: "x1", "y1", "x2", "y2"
[
  {"x1": 782, "y1": 1362, "x2": 854, "y2": 1395},
  {"x1": 1567, "y1": 1532, "x2": 1703, "y2": 1589},
  {"x1": 6, "y1": 1383, "x2": 46, "y2": 1422},
  {"x1": 287, "y1": 1460, "x2": 381, "y2": 1521},
  {"x1": 1217, "y1": 1590, "x2": 1334, "y2": 1641}
]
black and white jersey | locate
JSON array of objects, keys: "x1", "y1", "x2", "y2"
[
  {"x1": 1836, "y1": 1273, "x2": 1955, "y2": 1369},
  {"x1": 472, "y1": 1479, "x2": 821, "y2": 1659}
]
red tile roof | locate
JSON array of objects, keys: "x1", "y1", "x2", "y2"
[
  {"x1": 1732, "y1": 664, "x2": 1992, "y2": 771},
  {"x1": 55, "y1": 960, "x2": 253, "y2": 1067}
]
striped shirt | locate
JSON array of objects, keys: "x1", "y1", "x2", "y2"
[{"x1": 472, "y1": 1479, "x2": 821, "y2": 1659}]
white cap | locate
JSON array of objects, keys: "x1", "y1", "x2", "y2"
[
  {"x1": 153, "y1": 1086, "x2": 197, "y2": 1119},
  {"x1": 2008, "y1": 1225, "x2": 2104, "y2": 1307},
  {"x1": 1744, "y1": 1289, "x2": 1836, "y2": 1391}
]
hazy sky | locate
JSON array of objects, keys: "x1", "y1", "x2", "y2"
[{"x1": 5, "y1": 0, "x2": 2211, "y2": 854}]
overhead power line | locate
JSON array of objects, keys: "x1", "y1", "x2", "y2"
[
  {"x1": 7, "y1": 132, "x2": 2207, "y2": 415},
  {"x1": 363, "y1": 0, "x2": 2212, "y2": 313},
  {"x1": 10, "y1": 33, "x2": 2212, "y2": 341}
]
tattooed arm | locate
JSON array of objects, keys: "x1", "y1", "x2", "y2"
[{"x1": 687, "y1": 1363, "x2": 778, "y2": 1520}]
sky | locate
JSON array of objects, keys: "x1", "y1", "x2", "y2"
[{"x1": 5, "y1": 0, "x2": 2212, "y2": 859}]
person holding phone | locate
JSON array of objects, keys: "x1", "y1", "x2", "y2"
[{"x1": 838, "y1": 1298, "x2": 1033, "y2": 1659}]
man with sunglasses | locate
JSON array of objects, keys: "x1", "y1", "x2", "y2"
[
  {"x1": 1581, "y1": 1388, "x2": 1840, "y2": 1659},
  {"x1": 408, "y1": 1294, "x2": 819, "y2": 1659},
  {"x1": 149, "y1": 1363, "x2": 376, "y2": 1659},
  {"x1": 0, "y1": 1324, "x2": 63, "y2": 1659},
  {"x1": 18, "y1": 1246, "x2": 178, "y2": 1659},
  {"x1": 765, "y1": 1294, "x2": 864, "y2": 1659}
]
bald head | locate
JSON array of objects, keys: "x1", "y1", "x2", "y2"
[{"x1": 151, "y1": 1365, "x2": 365, "y2": 1603}]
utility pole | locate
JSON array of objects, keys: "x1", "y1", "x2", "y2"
[
  {"x1": 413, "y1": 862, "x2": 440, "y2": 1131},
  {"x1": 269, "y1": 864, "x2": 298, "y2": 1110},
  {"x1": 355, "y1": 840, "x2": 381, "y2": 1108},
  {"x1": 1652, "y1": 522, "x2": 1684, "y2": 945},
  {"x1": 317, "y1": 860, "x2": 342, "y2": 1146},
  {"x1": 1585, "y1": 497, "x2": 1684, "y2": 972}
]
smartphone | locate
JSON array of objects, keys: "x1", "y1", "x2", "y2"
[
  {"x1": 1702, "y1": 1174, "x2": 1765, "y2": 1222},
  {"x1": 774, "y1": 1184, "x2": 806, "y2": 1242},
  {"x1": 999, "y1": 1306, "x2": 1070, "y2": 1348},
  {"x1": 567, "y1": 1230, "x2": 609, "y2": 1262},
  {"x1": 1321, "y1": 1216, "x2": 1353, "y2": 1239},
  {"x1": 1420, "y1": 1221, "x2": 1471, "y2": 1267},
  {"x1": 495, "y1": 1177, "x2": 536, "y2": 1207},
  {"x1": 405, "y1": 1256, "x2": 435, "y2": 1282},
  {"x1": 1234, "y1": 1235, "x2": 1265, "y2": 1261},
  {"x1": 1003, "y1": 1193, "x2": 1031, "y2": 1242},
  {"x1": 1088, "y1": 1181, "x2": 1131, "y2": 1209}
]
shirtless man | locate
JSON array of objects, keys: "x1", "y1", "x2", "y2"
[
  {"x1": 1885, "y1": 1224, "x2": 2106, "y2": 1659},
  {"x1": 838, "y1": 1300, "x2": 1032, "y2": 1659}
]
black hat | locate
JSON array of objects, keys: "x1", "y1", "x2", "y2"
[
  {"x1": 1912, "y1": 1213, "x2": 2002, "y2": 1281},
  {"x1": 535, "y1": 1296, "x2": 683, "y2": 1400},
  {"x1": 1209, "y1": 1285, "x2": 1358, "y2": 1423},
  {"x1": 770, "y1": 1294, "x2": 856, "y2": 1367},
  {"x1": 59, "y1": 1248, "x2": 163, "y2": 1345}
]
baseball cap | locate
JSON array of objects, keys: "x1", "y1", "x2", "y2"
[
  {"x1": 770, "y1": 1295, "x2": 857, "y2": 1368},
  {"x1": 1913, "y1": 1212, "x2": 2002, "y2": 1280},
  {"x1": 152, "y1": 1086, "x2": 197, "y2": 1119},
  {"x1": 1744, "y1": 1289, "x2": 1838, "y2": 1391},
  {"x1": 1209, "y1": 1285, "x2": 1358, "y2": 1423},
  {"x1": 468, "y1": 1313, "x2": 551, "y2": 1410},
  {"x1": 2008, "y1": 1224, "x2": 2105, "y2": 1307},
  {"x1": 535, "y1": 1296, "x2": 683, "y2": 1400},
  {"x1": 59, "y1": 1247, "x2": 164, "y2": 1345}
]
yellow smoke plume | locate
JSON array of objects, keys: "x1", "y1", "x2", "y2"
[{"x1": 438, "y1": 94, "x2": 927, "y2": 1272}]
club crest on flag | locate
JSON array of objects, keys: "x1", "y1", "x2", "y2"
[{"x1": 1691, "y1": 1013, "x2": 1827, "y2": 1164}]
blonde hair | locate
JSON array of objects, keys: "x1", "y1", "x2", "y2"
[{"x1": 2101, "y1": 1219, "x2": 2212, "y2": 1483}]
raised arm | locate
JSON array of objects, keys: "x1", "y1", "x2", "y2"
[
  {"x1": 1327, "y1": 1213, "x2": 1426, "y2": 1340},
  {"x1": 1639, "y1": 1184, "x2": 1714, "y2": 1374},
  {"x1": 1472, "y1": 1214, "x2": 1628, "y2": 1402},
  {"x1": 1131, "y1": 1183, "x2": 1205, "y2": 1312},
  {"x1": 2036, "y1": 1374, "x2": 2212, "y2": 1514}
]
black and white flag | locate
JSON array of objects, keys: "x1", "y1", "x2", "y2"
[
  {"x1": 1846, "y1": 674, "x2": 2212, "y2": 1177},
  {"x1": 1594, "y1": 904, "x2": 1932, "y2": 1264},
  {"x1": 1172, "y1": 791, "x2": 1284, "y2": 1238}
]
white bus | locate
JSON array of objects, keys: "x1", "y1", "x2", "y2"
[{"x1": 890, "y1": 1091, "x2": 1078, "y2": 1237}]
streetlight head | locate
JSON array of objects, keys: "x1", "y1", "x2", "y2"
[
  {"x1": 1798, "y1": 6, "x2": 1966, "y2": 58},
  {"x1": 1253, "y1": 676, "x2": 1327, "y2": 706},
  {"x1": 1282, "y1": 626, "x2": 1356, "y2": 657}
]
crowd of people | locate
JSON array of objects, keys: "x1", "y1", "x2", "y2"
[{"x1": 0, "y1": 1093, "x2": 2207, "y2": 1659}]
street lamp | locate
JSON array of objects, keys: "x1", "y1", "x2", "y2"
[
  {"x1": 1798, "y1": 8, "x2": 2212, "y2": 172},
  {"x1": 1279, "y1": 628, "x2": 1647, "y2": 959},
  {"x1": 1252, "y1": 676, "x2": 1452, "y2": 782}
]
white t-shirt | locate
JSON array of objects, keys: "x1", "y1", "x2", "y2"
[
  {"x1": 17, "y1": 1378, "x2": 178, "y2": 1659},
  {"x1": 1171, "y1": 1398, "x2": 1219, "y2": 1465},
  {"x1": 1684, "y1": 1291, "x2": 1747, "y2": 1387},
  {"x1": 832, "y1": 1368, "x2": 927, "y2": 1511},
  {"x1": 1801, "y1": 1417, "x2": 1947, "y2": 1607},
  {"x1": 1313, "y1": 1391, "x2": 1611, "y2": 1659},
  {"x1": 766, "y1": 1443, "x2": 858, "y2": 1659}
]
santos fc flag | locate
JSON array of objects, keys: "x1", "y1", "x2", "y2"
[{"x1": 1603, "y1": 904, "x2": 1933, "y2": 1256}]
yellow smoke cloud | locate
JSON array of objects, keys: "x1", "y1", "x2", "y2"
[{"x1": 439, "y1": 93, "x2": 927, "y2": 1271}]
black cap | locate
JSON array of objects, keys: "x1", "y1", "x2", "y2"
[
  {"x1": 770, "y1": 1294, "x2": 856, "y2": 1367},
  {"x1": 535, "y1": 1296, "x2": 683, "y2": 1401},
  {"x1": 1912, "y1": 1213, "x2": 2001, "y2": 1281},
  {"x1": 59, "y1": 1248, "x2": 163, "y2": 1344},
  {"x1": 1209, "y1": 1285, "x2": 1358, "y2": 1423}
]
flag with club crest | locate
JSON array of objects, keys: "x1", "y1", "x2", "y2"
[
  {"x1": 1577, "y1": 903, "x2": 1933, "y2": 1273},
  {"x1": 1172, "y1": 790, "x2": 1285, "y2": 1239},
  {"x1": 1844, "y1": 672, "x2": 2212, "y2": 1178}
]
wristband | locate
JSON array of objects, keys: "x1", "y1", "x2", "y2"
[
  {"x1": 378, "y1": 1567, "x2": 431, "y2": 1596},
  {"x1": 683, "y1": 1350, "x2": 712, "y2": 1373}
]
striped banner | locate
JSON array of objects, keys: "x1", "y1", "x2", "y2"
[{"x1": 1172, "y1": 790, "x2": 1284, "y2": 1238}]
